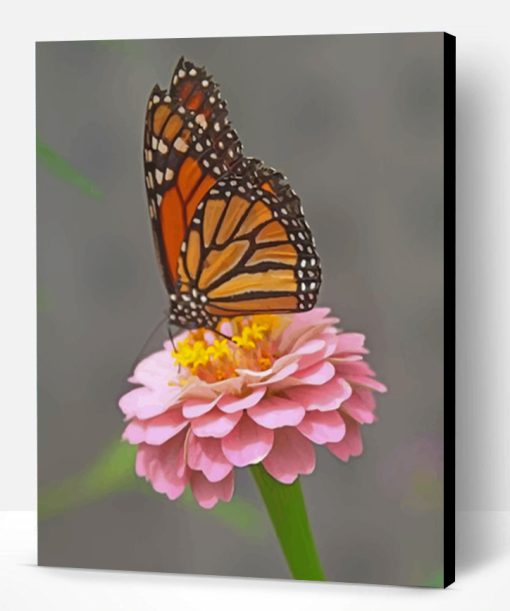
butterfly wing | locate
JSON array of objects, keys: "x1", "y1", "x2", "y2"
[
  {"x1": 143, "y1": 57, "x2": 243, "y2": 294},
  {"x1": 174, "y1": 159, "x2": 321, "y2": 326}
]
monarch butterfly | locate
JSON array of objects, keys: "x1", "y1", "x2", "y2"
[{"x1": 143, "y1": 57, "x2": 321, "y2": 331}]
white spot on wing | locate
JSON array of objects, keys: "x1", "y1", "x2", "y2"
[
  {"x1": 174, "y1": 137, "x2": 189, "y2": 153},
  {"x1": 196, "y1": 114, "x2": 207, "y2": 129}
]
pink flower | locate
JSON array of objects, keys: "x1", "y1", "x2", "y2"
[{"x1": 119, "y1": 308, "x2": 387, "y2": 508}]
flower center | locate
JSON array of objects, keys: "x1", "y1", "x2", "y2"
[{"x1": 171, "y1": 315, "x2": 284, "y2": 383}]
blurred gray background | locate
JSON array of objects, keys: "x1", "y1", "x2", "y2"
[{"x1": 37, "y1": 33, "x2": 444, "y2": 586}]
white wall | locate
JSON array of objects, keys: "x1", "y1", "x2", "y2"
[{"x1": 1, "y1": 0, "x2": 508, "y2": 510}]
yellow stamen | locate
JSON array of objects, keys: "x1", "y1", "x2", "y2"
[
  {"x1": 170, "y1": 314, "x2": 287, "y2": 382},
  {"x1": 207, "y1": 338, "x2": 232, "y2": 361}
]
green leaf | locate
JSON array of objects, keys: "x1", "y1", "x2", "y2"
[
  {"x1": 39, "y1": 440, "x2": 268, "y2": 540},
  {"x1": 250, "y1": 463, "x2": 326, "y2": 581},
  {"x1": 38, "y1": 442, "x2": 140, "y2": 520},
  {"x1": 37, "y1": 136, "x2": 103, "y2": 200}
]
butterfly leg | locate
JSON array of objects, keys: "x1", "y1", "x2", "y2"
[{"x1": 167, "y1": 319, "x2": 177, "y2": 351}]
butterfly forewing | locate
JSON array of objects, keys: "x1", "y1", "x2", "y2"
[{"x1": 143, "y1": 58, "x2": 243, "y2": 294}]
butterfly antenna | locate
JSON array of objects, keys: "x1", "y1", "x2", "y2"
[
  {"x1": 128, "y1": 314, "x2": 168, "y2": 375},
  {"x1": 210, "y1": 323, "x2": 234, "y2": 343}
]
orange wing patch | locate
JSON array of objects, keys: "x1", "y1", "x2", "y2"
[
  {"x1": 207, "y1": 269, "x2": 296, "y2": 300},
  {"x1": 178, "y1": 157, "x2": 202, "y2": 202},
  {"x1": 202, "y1": 199, "x2": 226, "y2": 248},
  {"x1": 186, "y1": 229, "x2": 202, "y2": 280},
  {"x1": 206, "y1": 295, "x2": 298, "y2": 316},
  {"x1": 216, "y1": 196, "x2": 250, "y2": 244},
  {"x1": 235, "y1": 201, "x2": 273, "y2": 238},
  {"x1": 246, "y1": 243, "x2": 297, "y2": 267},
  {"x1": 198, "y1": 240, "x2": 250, "y2": 290},
  {"x1": 256, "y1": 220, "x2": 288, "y2": 244},
  {"x1": 162, "y1": 114, "x2": 183, "y2": 141},
  {"x1": 152, "y1": 105, "x2": 172, "y2": 136},
  {"x1": 159, "y1": 188, "x2": 186, "y2": 281}
]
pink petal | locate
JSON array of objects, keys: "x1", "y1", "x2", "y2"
[
  {"x1": 294, "y1": 338, "x2": 327, "y2": 356},
  {"x1": 280, "y1": 316, "x2": 339, "y2": 356},
  {"x1": 249, "y1": 361, "x2": 300, "y2": 387},
  {"x1": 218, "y1": 387, "x2": 267, "y2": 414},
  {"x1": 327, "y1": 417, "x2": 363, "y2": 461},
  {"x1": 187, "y1": 434, "x2": 233, "y2": 482},
  {"x1": 294, "y1": 361, "x2": 336, "y2": 385},
  {"x1": 286, "y1": 377, "x2": 352, "y2": 411},
  {"x1": 123, "y1": 409, "x2": 188, "y2": 445},
  {"x1": 330, "y1": 355, "x2": 364, "y2": 365},
  {"x1": 150, "y1": 461, "x2": 188, "y2": 500},
  {"x1": 296, "y1": 334, "x2": 338, "y2": 371},
  {"x1": 342, "y1": 387, "x2": 377, "y2": 424},
  {"x1": 135, "y1": 443, "x2": 159, "y2": 477},
  {"x1": 135, "y1": 431, "x2": 188, "y2": 499},
  {"x1": 284, "y1": 309, "x2": 332, "y2": 340},
  {"x1": 247, "y1": 396, "x2": 305, "y2": 429},
  {"x1": 221, "y1": 415, "x2": 274, "y2": 467},
  {"x1": 278, "y1": 308, "x2": 332, "y2": 353},
  {"x1": 203, "y1": 376, "x2": 245, "y2": 395},
  {"x1": 297, "y1": 410, "x2": 346, "y2": 444},
  {"x1": 262, "y1": 428, "x2": 315, "y2": 484},
  {"x1": 129, "y1": 349, "x2": 177, "y2": 388},
  {"x1": 234, "y1": 352, "x2": 299, "y2": 383},
  {"x1": 344, "y1": 374, "x2": 387, "y2": 393},
  {"x1": 191, "y1": 408, "x2": 242, "y2": 438},
  {"x1": 178, "y1": 381, "x2": 219, "y2": 402},
  {"x1": 182, "y1": 395, "x2": 221, "y2": 418},
  {"x1": 190, "y1": 471, "x2": 234, "y2": 509},
  {"x1": 335, "y1": 361, "x2": 376, "y2": 378},
  {"x1": 119, "y1": 385, "x2": 181, "y2": 420},
  {"x1": 219, "y1": 321, "x2": 233, "y2": 337},
  {"x1": 334, "y1": 333, "x2": 368, "y2": 355},
  {"x1": 295, "y1": 307, "x2": 332, "y2": 324}
]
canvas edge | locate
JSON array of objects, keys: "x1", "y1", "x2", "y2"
[{"x1": 443, "y1": 31, "x2": 456, "y2": 589}]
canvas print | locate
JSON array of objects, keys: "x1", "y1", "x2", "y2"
[{"x1": 37, "y1": 32, "x2": 455, "y2": 587}]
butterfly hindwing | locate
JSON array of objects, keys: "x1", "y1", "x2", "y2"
[{"x1": 171, "y1": 159, "x2": 321, "y2": 327}]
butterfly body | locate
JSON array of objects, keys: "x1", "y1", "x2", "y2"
[{"x1": 143, "y1": 58, "x2": 321, "y2": 330}]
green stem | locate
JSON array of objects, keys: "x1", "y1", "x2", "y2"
[{"x1": 250, "y1": 464, "x2": 326, "y2": 581}]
